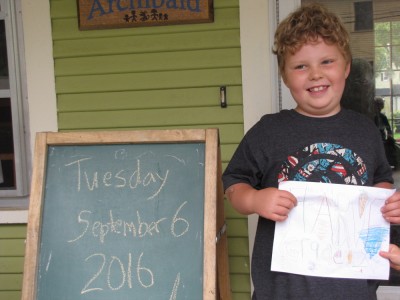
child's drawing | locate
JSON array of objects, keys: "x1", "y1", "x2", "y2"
[{"x1": 271, "y1": 181, "x2": 395, "y2": 280}]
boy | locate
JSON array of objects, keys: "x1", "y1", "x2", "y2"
[{"x1": 222, "y1": 3, "x2": 400, "y2": 300}]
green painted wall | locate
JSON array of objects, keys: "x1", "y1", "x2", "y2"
[
  {"x1": 0, "y1": 225, "x2": 26, "y2": 300},
  {"x1": 0, "y1": 0, "x2": 250, "y2": 299}
]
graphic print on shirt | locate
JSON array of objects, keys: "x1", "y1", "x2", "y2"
[{"x1": 278, "y1": 143, "x2": 368, "y2": 185}]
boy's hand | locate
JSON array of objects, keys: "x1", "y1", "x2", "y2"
[
  {"x1": 253, "y1": 187, "x2": 297, "y2": 222},
  {"x1": 381, "y1": 190, "x2": 400, "y2": 224},
  {"x1": 379, "y1": 244, "x2": 400, "y2": 271}
]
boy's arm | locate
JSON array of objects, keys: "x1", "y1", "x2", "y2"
[
  {"x1": 225, "y1": 183, "x2": 297, "y2": 222},
  {"x1": 225, "y1": 183, "x2": 258, "y2": 215},
  {"x1": 374, "y1": 182, "x2": 393, "y2": 189}
]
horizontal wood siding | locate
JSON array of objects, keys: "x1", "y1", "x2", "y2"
[
  {"x1": 0, "y1": 225, "x2": 26, "y2": 300},
  {"x1": 0, "y1": 0, "x2": 248, "y2": 299}
]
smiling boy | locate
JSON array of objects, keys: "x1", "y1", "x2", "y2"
[{"x1": 222, "y1": 3, "x2": 400, "y2": 300}]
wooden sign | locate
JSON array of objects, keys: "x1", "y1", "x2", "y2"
[
  {"x1": 78, "y1": 0, "x2": 214, "y2": 30},
  {"x1": 22, "y1": 129, "x2": 231, "y2": 300}
]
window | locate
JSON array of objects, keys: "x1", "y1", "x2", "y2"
[
  {"x1": 381, "y1": 72, "x2": 390, "y2": 81},
  {"x1": 375, "y1": 21, "x2": 400, "y2": 133},
  {"x1": 354, "y1": 1, "x2": 373, "y2": 31},
  {"x1": 0, "y1": 0, "x2": 29, "y2": 204}
]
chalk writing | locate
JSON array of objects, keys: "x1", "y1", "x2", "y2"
[
  {"x1": 45, "y1": 251, "x2": 52, "y2": 272},
  {"x1": 81, "y1": 252, "x2": 154, "y2": 294},
  {"x1": 37, "y1": 143, "x2": 205, "y2": 299},
  {"x1": 169, "y1": 273, "x2": 181, "y2": 300},
  {"x1": 65, "y1": 157, "x2": 169, "y2": 200},
  {"x1": 68, "y1": 201, "x2": 189, "y2": 244}
]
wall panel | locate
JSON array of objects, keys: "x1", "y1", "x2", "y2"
[{"x1": 0, "y1": 225, "x2": 26, "y2": 300}]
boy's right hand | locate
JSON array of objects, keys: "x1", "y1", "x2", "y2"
[
  {"x1": 252, "y1": 187, "x2": 297, "y2": 222},
  {"x1": 225, "y1": 183, "x2": 297, "y2": 221}
]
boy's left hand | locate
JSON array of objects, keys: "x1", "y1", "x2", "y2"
[
  {"x1": 381, "y1": 190, "x2": 400, "y2": 224},
  {"x1": 380, "y1": 244, "x2": 400, "y2": 271}
]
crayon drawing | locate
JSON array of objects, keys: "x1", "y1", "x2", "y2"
[{"x1": 271, "y1": 181, "x2": 395, "y2": 280}]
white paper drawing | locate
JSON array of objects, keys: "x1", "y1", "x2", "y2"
[{"x1": 271, "y1": 181, "x2": 395, "y2": 280}]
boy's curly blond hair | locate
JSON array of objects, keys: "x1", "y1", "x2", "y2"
[{"x1": 273, "y1": 3, "x2": 351, "y2": 75}]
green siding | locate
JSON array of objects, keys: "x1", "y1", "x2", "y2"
[
  {"x1": 0, "y1": 225, "x2": 26, "y2": 300},
  {"x1": 55, "y1": 48, "x2": 241, "y2": 76},
  {"x1": 58, "y1": 105, "x2": 243, "y2": 129},
  {"x1": 0, "y1": 291, "x2": 21, "y2": 300},
  {"x1": 55, "y1": 67, "x2": 242, "y2": 93},
  {"x1": 57, "y1": 86, "x2": 243, "y2": 111},
  {"x1": 0, "y1": 0, "x2": 250, "y2": 299},
  {"x1": 53, "y1": 30, "x2": 241, "y2": 57}
]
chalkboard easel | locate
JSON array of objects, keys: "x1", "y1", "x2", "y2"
[{"x1": 22, "y1": 129, "x2": 231, "y2": 300}]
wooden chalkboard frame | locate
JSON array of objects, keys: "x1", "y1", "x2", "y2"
[{"x1": 22, "y1": 129, "x2": 230, "y2": 300}]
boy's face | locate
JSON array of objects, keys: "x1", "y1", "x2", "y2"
[{"x1": 282, "y1": 37, "x2": 350, "y2": 118}]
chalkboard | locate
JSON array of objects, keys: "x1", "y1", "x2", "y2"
[{"x1": 22, "y1": 129, "x2": 230, "y2": 300}]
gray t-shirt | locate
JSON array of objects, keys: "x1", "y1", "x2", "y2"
[{"x1": 223, "y1": 109, "x2": 393, "y2": 300}]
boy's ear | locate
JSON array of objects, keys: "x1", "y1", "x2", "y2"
[
  {"x1": 344, "y1": 62, "x2": 351, "y2": 79},
  {"x1": 281, "y1": 72, "x2": 288, "y2": 85}
]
